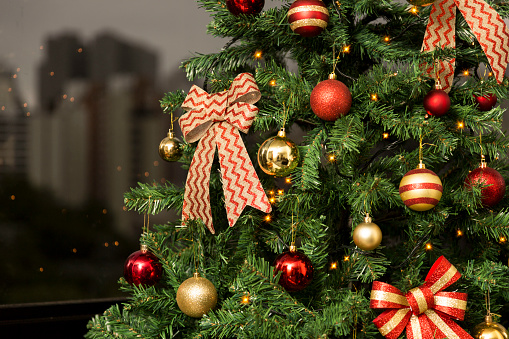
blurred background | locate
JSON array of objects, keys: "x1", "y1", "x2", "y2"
[
  {"x1": 0, "y1": 0, "x2": 227, "y2": 304},
  {"x1": 2, "y1": 0, "x2": 509, "y2": 307}
]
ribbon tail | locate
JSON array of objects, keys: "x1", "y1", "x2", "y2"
[
  {"x1": 182, "y1": 128, "x2": 216, "y2": 234},
  {"x1": 421, "y1": 0, "x2": 456, "y2": 92},
  {"x1": 215, "y1": 123, "x2": 272, "y2": 228},
  {"x1": 424, "y1": 310, "x2": 474, "y2": 339},
  {"x1": 373, "y1": 308, "x2": 412, "y2": 339},
  {"x1": 454, "y1": 0, "x2": 509, "y2": 84},
  {"x1": 406, "y1": 314, "x2": 433, "y2": 339}
]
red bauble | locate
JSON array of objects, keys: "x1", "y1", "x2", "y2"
[
  {"x1": 124, "y1": 249, "x2": 162, "y2": 286},
  {"x1": 310, "y1": 79, "x2": 352, "y2": 121},
  {"x1": 274, "y1": 249, "x2": 313, "y2": 292},
  {"x1": 226, "y1": 0, "x2": 264, "y2": 16},
  {"x1": 474, "y1": 93, "x2": 497, "y2": 111},
  {"x1": 423, "y1": 89, "x2": 450, "y2": 117},
  {"x1": 288, "y1": 0, "x2": 329, "y2": 37},
  {"x1": 465, "y1": 165, "x2": 506, "y2": 207}
]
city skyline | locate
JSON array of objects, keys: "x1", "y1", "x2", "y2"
[{"x1": 0, "y1": 0, "x2": 227, "y2": 107}]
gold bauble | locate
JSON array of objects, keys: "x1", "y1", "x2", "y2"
[
  {"x1": 176, "y1": 272, "x2": 218, "y2": 318},
  {"x1": 406, "y1": 0, "x2": 435, "y2": 6},
  {"x1": 353, "y1": 215, "x2": 382, "y2": 251},
  {"x1": 472, "y1": 316, "x2": 509, "y2": 339},
  {"x1": 257, "y1": 129, "x2": 299, "y2": 177},
  {"x1": 159, "y1": 130, "x2": 183, "y2": 162}
]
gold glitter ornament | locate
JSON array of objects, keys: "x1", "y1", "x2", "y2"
[
  {"x1": 176, "y1": 272, "x2": 218, "y2": 318},
  {"x1": 159, "y1": 130, "x2": 183, "y2": 162},
  {"x1": 257, "y1": 128, "x2": 299, "y2": 177},
  {"x1": 472, "y1": 315, "x2": 509, "y2": 339},
  {"x1": 353, "y1": 214, "x2": 382, "y2": 251}
]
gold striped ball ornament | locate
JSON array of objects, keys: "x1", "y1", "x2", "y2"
[
  {"x1": 288, "y1": 0, "x2": 329, "y2": 38},
  {"x1": 472, "y1": 315, "x2": 509, "y2": 339},
  {"x1": 176, "y1": 272, "x2": 218, "y2": 318},
  {"x1": 399, "y1": 163, "x2": 443, "y2": 211}
]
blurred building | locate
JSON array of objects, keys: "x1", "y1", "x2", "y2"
[
  {"x1": 29, "y1": 32, "x2": 175, "y2": 234},
  {"x1": 0, "y1": 66, "x2": 29, "y2": 176}
]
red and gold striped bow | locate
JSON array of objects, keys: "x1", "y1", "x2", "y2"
[
  {"x1": 179, "y1": 73, "x2": 272, "y2": 234},
  {"x1": 421, "y1": 0, "x2": 509, "y2": 92},
  {"x1": 370, "y1": 256, "x2": 472, "y2": 339}
]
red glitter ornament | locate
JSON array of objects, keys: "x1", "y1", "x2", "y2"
[
  {"x1": 124, "y1": 246, "x2": 162, "y2": 286},
  {"x1": 274, "y1": 247, "x2": 313, "y2": 292},
  {"x1": 226, "y1": 0, "x2": 264, "y2": 16},
  {"x1": 423, "y1": 89, "x2": 450, "y2": 117},
  {"x1": 473, "y1": 93, "x2": 497, "y2": 111},
  {"x1": 287, "y1": 0, "x2": 329, "y2": 37},
  {"x1": 310, "y1": 76, "x2": 352, "y2": 121},
  {"x1": 465, "y1": 163, "x2": 506, "y2": 207}
]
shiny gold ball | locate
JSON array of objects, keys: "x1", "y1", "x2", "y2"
[
  {"x1": 406, "y1": 0, "x2": 435, "y2": 6},
  {"x1": 472, "y1": 316, "x2": 509, "y2": 339},
  {"x1": 159, "y1": 131, "x2": 183, "y2": 162},
  {"x1": 353, "y1": 216, "x2": 382, "y2": 251},
  {"x1": 176, "y1": 272, "x2": 218, "y2": 318},
  {"x1": 257, "y1": 129, "x2": 299, "y2": 177}
]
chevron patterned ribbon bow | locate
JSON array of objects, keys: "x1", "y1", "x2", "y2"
[
  {"x1": 179, "y1": 73, "x2": 272, "y2": 234},
  {"x1": 421, "y1": 0, "x2": 509, "y2": 92},
  {"x1": 370, "y1": 256, "x2": 472, "y2": 339}
]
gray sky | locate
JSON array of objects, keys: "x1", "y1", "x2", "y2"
[{"x1": 0, "y1": 0, "x2": 227, "y2": 106}]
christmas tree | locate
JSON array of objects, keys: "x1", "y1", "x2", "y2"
[{"x1": 86, "y1": 0, "x2": 509, "y2": 338}]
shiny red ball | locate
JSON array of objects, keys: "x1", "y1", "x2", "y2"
[
  {"x1": 124, "y1": 249, "x2": 162, "y2": 286},
  {"x1": 474, "y1": 93, "x2": 497, "y2": 111},
  {"x1": 310, "y1": 79, "x2": 352, "y2": 121},
  {"x1": 465, "y1": 166, "x2": 506, "y2": 207},
  {"x1": 274, "y1": 250, "x2": 313, "y2": 292},
  {"x1": 423, "y1": 89, "x2": 450, "y2": 117},
  {"x1": 288, "y1": 0, "x2": 329, "y2": 37},
  {"x1": 226, "y1": 0, "x2": 264, "y2": 16}
]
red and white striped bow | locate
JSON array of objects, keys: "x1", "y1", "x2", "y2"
[
  {"x1": 179, "y1": 73, "x2": 272, "y2": 234},
  {"x1": 370, "y1": 256, "x2": 472, "y2": 339},
  {"x1": 421, "y1": 0, "x2": 509, "y2": 92}
]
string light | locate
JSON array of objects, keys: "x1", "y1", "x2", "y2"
[
  {"x1": 277, "y1": 189, "x2": 284, "y2": 195},
  {"x1": 342, "y1": 45, "x2": 351, "y2": 53},
  {"x1": 370, "y1": 93, "x2": 379, "y2": 101},
  {"x1": 343, "y1": 255, "x2": 350, "y2": 262},
  {"x1": 269, "y1": 196, "x2": 276, "y2": 204},
  {"x1": 425, "y1": 242, "x2": 433, "y2": 251},
  {"x1": 328, "y1": 154, "x2": 335, "y2": 162},
  {"x1": 382, "y1": 132, "x2": 389, "y2": 139},
  {"x1": 462, "y1": 70, "x2": 470, "y2": 76},
  {"x1": 409, "y1": 6, "x2": 419, "y2": 14},
  {"x1": 10, "y1": 195, "x2": 15, "y2": 200},
  {"x1": 241, "y1": 295, "x2": 250, "y2": 304},
  {"x1": 500, "y1": 236, "x2": 507, "y2": 244},
  {"x1": 457, "y1": 121, "x2": 464, "y2": 129},
  {"x1": 269, "y1": 79, "x2": 277, "y2": 87},
  {"x1": 488, "y1": 72, "x2": 493, "y2": 77},
  {"x1": 104, "y1": 242, "x2": 109, "y2": 247},
  {"x1": 285, "y1": 177, "x2": 292, "y2": 184},
  {"x1": 72, "y1": 248, "x2": 77, "y2": 253},
  {"x1": 330, "y1": 262, "x2": 338, "y2": 269},
  {"x1": 383, "y1": 36, "x2": 390, "y2": 43},
  {"x1": 254, "y1": 50, "x2": 263, "y2": 59},
  {"x1": 264, "y1": 214, "x2": 272, "y2": 222},
  {"x1": 269, "y1": 190, "x2": 275, "y2": 196},
  {"x1": 456, "y1": 229, "x2": 463, "y2": 237}
]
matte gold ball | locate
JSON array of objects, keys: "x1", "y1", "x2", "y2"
[
  {"x1": 406, "y1": 0, "x2": 435, "y2": 6},
  {"x1": 472, "y1": 316, "x2": 509, "y2": 339},
  {"x1": 257, "y1": 129, "x2": 299, "y2": 177},
  {"x1": 159, "y1": 131, "x2": 183, "y2": 162},
  {"x1": 176, "y1": 272, "x2": 218, "y2": 318},
  {"x1": 353, "y1": 217, "x2": 382, "y2": 251}
]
